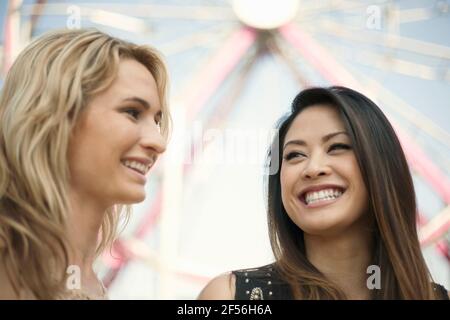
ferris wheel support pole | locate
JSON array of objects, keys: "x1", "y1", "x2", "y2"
[{"x1": 158, "y1": 105, "x2": 186, "y2": 298}]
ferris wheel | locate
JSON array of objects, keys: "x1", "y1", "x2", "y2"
[{"x1": 1, "y1": 0, "x2": 449, "y2": 298}]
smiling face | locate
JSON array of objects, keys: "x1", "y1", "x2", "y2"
[
  {"x1": 68, "y1": 59, "x2": 166, "y2": 207},
  {"x1": 280, "y1": 104, "x2": 369, "y2": 237}
]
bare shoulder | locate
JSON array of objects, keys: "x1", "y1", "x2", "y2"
[
  {"x1": 197, "y1": 272, "x2": 236, "y2": 300},
  {"x1": 448, "y1": 290, "x2": 450, "y2": 299}
]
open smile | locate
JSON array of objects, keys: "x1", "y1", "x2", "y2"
[
  {"x1": 298, "y1": 186, "x2": 346, "y2": 208},
  {"x1": 121, "y1": 161, "x2": 148, "y2": 184}
]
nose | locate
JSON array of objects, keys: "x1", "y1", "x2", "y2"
[
  {"x1": 301, "y1": 154, "x2": 331, "y2": 180},
  {"x1": 140, "y1": 122, "x2": 167, "y2": 155}
]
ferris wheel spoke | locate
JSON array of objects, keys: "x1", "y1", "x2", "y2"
[
  {"x1": 307, "y1": 19, "x2": 450, "y2": 60},
  {"x1": 21, "y1": 3, "x2": 237, "y2": 21}
]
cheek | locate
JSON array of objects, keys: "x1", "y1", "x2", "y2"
[
  {"x1": 280, "y1": 165, "x2": 297, "y2": 208},
  {"x1": 347, "y1": 159, "x2": 366, "y2": 193},
  {"x1": 280, "y1": 167, "x2": 289, "y2": 194},
  {"x1": 111, "y1": 122, "x2": 141, "y2": 147},
  {"x1": 69, "y1": 126, "x2": 120, "y2": 176},
  {"x1": 91, "y1": 123, "x2": 139, "y2": 159},
  {"x1": 353, "y1": 179, "x2": 369, "y2": 215},
  {"x1": 341, "y1": 159, "x2": 369, "y2": 217},
  {"x1": 68, "y1": 141, "x2": 104, "y2": 183}
]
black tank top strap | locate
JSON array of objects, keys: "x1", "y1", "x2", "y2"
[{"x1": 232, "y1": 263, "x2": 292, "y2": 300}]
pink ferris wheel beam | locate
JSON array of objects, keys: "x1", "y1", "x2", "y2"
[
  {"x1": 418, "y1": 210, "x2": 449, "y2": 262},
  {"x1": 182, "y1": 26, "x2": 257, "y2": 120},
  {"x1": 279, "y1": 23, "x2": 450, "y2": 205},
  {"x1": 396, "y1": 130, "x2": 450, "y2": 203},
  {"x1": 279, "y1": 23, "x2": 360, "y2": 88},
  {"x1": 420, "y1": 206, "x2": 450, "y2": 247}
]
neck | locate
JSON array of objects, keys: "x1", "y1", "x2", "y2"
[
  {"x1": 304, "y1": 223, "x2": 374, "y2": 299},
  {"x1": 67, "y1": 190, "x2": 109, "y2": 276}
]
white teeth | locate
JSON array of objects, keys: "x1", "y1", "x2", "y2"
[
  {"x1": 122, "y1": 160, "x2": 149, "y2": 175},
  {"x1": 304, "y1": 188, "x2": 343, "y2": 205}
]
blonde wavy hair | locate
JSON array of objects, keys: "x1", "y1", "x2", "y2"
[{"x1": 0, "y1": 29, "x2": 171, "y2": 299}]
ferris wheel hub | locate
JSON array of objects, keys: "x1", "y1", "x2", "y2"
[{"x1": 232, "y1": 0, "x2": 299, "y2": 30}]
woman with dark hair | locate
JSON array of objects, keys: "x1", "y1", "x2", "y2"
[{"x1": 198, "y1": 86, "x2": 449, "y2": 300}]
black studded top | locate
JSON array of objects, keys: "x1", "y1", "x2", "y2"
[
  {"x1": 232, "y1": 264, "x2": 293, "y2": 300},
  {"x1": 232, "y1": 263, "x2": 449, "y2": 300}
]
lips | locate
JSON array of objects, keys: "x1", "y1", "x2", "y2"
[
  {"x1": 124, "y1": 164, "x2": 145, "y2": 175},
  {"x1": 121, "y1": 163, "x2": 147, "y2": 184},
  {"x1": 120, "y1": 157, "x2": 155, "y2": 176},
  {"x1": 298, "y1": 184, "x2": 346, "y2": 205},
  {"x1": 120, "y1": 156, "x2": 156, "y2": 185}
]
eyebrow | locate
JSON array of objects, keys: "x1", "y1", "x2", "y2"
[
  {"x1": 283, "y1": 131, "x2": 348, "y2": 150},
  {"x1": 122, "y1": 97, "x2": 151, "y2": 110}
]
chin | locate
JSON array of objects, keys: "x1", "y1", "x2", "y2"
[
  {"x1": 302, "y1": 219, "x2": 357, "y2": 237},
  {"x1": 302, "y1": 226, "x2": 343, "y2": 237},
  {"x1": 119, "y1": 189, "x2": 146, "y2": 204},
  {"x1": 130, "y1": 193, "x2": 146, "y2": 203}
]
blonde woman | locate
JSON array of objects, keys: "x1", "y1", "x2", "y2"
[{"x1": 0, "y1": 29, "x2": 170, "y2": 299}]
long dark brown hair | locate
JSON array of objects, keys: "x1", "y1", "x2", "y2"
[{"x1": 267, "y1": 86, "x2": 438, "y2": 299}]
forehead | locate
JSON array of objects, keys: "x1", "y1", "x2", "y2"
[
  {"x1": 285, "y1": 104, "x2": 346, "y2": 140},
  {"x1": 111, "y1": 59, "x2": 161, "y2": 110}
]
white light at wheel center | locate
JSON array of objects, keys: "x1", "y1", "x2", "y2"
[{"x1": 232, "y1": 0, "x2": 299, "y2": 30}]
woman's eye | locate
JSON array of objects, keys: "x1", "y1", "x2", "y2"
[
  {"x1": 124, "y1": 108, "x2": 141, "y2": 120},
  {"x1": 328, "y1": 143, "x2": 351, "y2": 152},
  {"x1": 284, "y1": 151, "x2": 306, "y2": 161}
]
